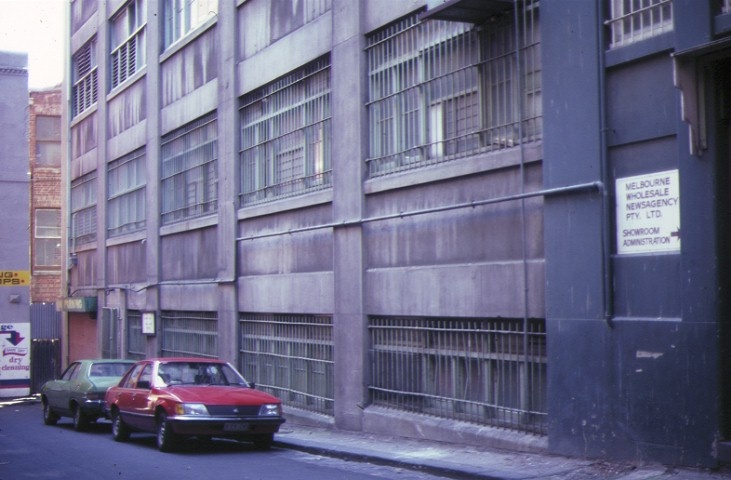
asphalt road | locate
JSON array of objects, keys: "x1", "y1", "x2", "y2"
[{"x1": 0, "y1": 399, "x2": 448, "y2": 480}]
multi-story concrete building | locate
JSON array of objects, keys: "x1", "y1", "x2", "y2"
[
  {"x1": 0, "y1": 51, "x2": 31, "y2": 397},
  {"x1": 60, "y1": 0, "x2": 731, "y2": 468}
]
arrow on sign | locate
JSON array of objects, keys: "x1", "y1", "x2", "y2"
[
  {"x1": 1, "y1": 331, "x2": 25, "y2": 346},
  {"x1": 671, "y1": 228, "x2": 681, "y2": 241}
]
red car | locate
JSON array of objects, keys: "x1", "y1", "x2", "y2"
[{"x1": 104, "y1": 358, "x2": 285, "y2": 452}]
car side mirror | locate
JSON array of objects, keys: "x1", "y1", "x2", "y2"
[{"x1": 137, "y1": 380, "x2": 150, "y2": 389}]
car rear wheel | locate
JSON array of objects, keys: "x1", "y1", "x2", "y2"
[
  {"x1": 72, "y1": 404, "x2": 89, "y2": 431},
  {"x1": 156, "y1": 412, "x2": 178, "y2": 452},
  {"x1": 42, "y1": 400, "x2": 59, "y2": 426},
  {"x1": 111, "y1": 410, "x2": 130, "y2": 442}
]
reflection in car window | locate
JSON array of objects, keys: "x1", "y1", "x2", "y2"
[
  {"x1": 121, "y1": 364, "x2": 145, "y2": 388},
  {"x1": 61, "y1": 363, "x2": 80, "y2": 381},
  {"x1": 138, "y1": 364, "x2": 153, "y2": 389},
  {"x1": 89, "y1": 362, "x2": 131, "y2": 377},
  {"x1": 158, "y1": 362, "x2": 248, "y2": 386}
]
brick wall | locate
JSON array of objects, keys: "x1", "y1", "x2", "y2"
[{"x1": 29, "y1": 88, "x2": 62, "y2": 303}]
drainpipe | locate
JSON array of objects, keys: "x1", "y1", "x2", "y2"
[{"x1": 597, "y1": 0, "x2": 614, "y2": 327}]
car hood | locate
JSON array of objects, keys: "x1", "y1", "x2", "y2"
[{"x1": 160, "y1": 385, "x2": 281, "y2": 405}]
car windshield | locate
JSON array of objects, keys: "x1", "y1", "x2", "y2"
[
  {"x1": 89, "y1": 362, "x2": 132, "y2": 378},
  {"x1": 157, "y1": 362, "x2": 248, "y2": 387}
]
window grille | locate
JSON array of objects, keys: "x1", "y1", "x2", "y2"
[
  {"x1": 723, "y1": 0, "x2": 731, "y2": 14},
  {"x1": 163, "y1": 0, "x2": 217, "y2": 49},
  {"x1": 239, "y1": 314, "x2": 334, "y2": 416},
  {"x1": 607, "y1": 0, "x2": 673, "y2": 49},
  {"x1": 160, "y1": 112, "x2": 218, "y2": 224},
  {"x1": 365, "y1": 2, "x2": 541, "y2": 178},
  {"x1": 369, "y1": 316, "x2": 547, "y2": 434},
  {"x1": 111, "y1": 0, "x2": 146, "y2": 89},
  {"x1": 71, "y1": 171, "x2": 97, "y2": 245},
  {"x1": 34, "y1": 209, "x2": 61, "y2": 268},
  {"x1": 160, "y1": 311, "x2": 218, "y2": 358},
  {"x1": 126, "y1": 310, "x2": 146, "y2": 360},
  {"x1": 72, "y1": 38, "x2": 98, "y2": 117},
  {"x1": 108, "y1": 148, "x2": 146, "y2": 237},
  {"x1": 239, "y1": 55, "x2": 332, "y2": 206}
]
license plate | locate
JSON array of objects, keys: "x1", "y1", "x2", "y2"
[{"x1": 224, "y1": 423, "x2": 250, "y2": 432}]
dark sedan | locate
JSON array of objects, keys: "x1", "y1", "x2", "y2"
[
  {"x1": 104, "y1": 357, "x2": 285, "y2": 452},
  {"x1": 40, "y1": 359, "x2": 135, "y2": 431}
]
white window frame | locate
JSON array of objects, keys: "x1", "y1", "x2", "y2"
[
  {"x1": 163, "y1": 0, "x2": 217, "y2": 49},
  {"x1": 72, "y1": 38, "x2": 98, "y2": 117},
  {"x1": 108, "y1": 148, "x2": 146, "y2": 237},
  {"x1": 607, "y1": 0, "x2": 673, "y2": 49},
  {"x1": 34, "y1": 209, "x2": 61, "y2": 268},
  {"x1": 110, "y1": 0, "x2": 147, "y2": 90}
]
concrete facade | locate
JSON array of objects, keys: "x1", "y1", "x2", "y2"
[{"x1": 61, "y1": 0, "x2": 731, "y2": 469}]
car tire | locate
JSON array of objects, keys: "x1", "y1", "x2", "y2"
[
  {"x1": 156, "y1": 412, "x2": 178, "y2": 452},
  {"x1": 252, "y1": 433, "x2": 274, "y2": 450},
  {"x1": 72, "y1": 404, "x2": 89, "y2": 431},
  {"x1": 111, "y1": 409, "x2": 130, "y2": 442},
  {"x1": 42, "y1": 401, "x2": 59, "y2": 426}
]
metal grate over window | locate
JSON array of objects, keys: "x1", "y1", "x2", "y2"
[
  {"x1": 369, "y1": 316, "x2": 547, "y2": 434},
  {"x1": 108, "y1": 147, "x2": 146, "y2": 237},
  {"x1": 239, "y1": 314, "x2": 334, "y2": 416},
  {"x1": 722, "y1": 0, "x2": 731, "y2": 14},
  {"x1": 606, "y1": 0, "x2": 673, "y2": 49},
  {"x1": 160, "y1": 311, "x2": 218, "y2": 358},
  {"x1": 239, "y1": 55, "x2": 332, "y2": 206},
  {"x1": 365, "y1": 2, "x2": 541, "y2": 178},
  {"x1": 72, "y1": 38, "x2": 98, "y2": 117},
  {"x1": 126, "y1": 310, "x2": 146, "y2": 360},
  {"x1": 71, "y1": 171, "x2": 97, "y2": 246},
  {"x1": 160, "y1": 112, "x2": 218, "y2": 224}
]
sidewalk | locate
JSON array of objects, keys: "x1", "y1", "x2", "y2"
[{"x1": 274, "y1": 421, "x2": 731, "y2": 480}]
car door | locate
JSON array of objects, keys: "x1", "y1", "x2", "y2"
[
  {"x1": 45, "y1": 362, "x2": 81, "y2": 415},
  {"x1": 130, "y1": 363, "x2": 156, "y2": 432},
  {"x1": 114, "y1": 363, "x2": 145, "y2": 428}
]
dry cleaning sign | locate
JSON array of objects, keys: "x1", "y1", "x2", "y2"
[{"x1": 616, "y1": 170, "x2": 680, "y2": 255}]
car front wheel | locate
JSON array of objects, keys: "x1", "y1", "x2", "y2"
[
  {"x1": 111, "y1": 410, "x2": 130, "y2": 442},
  {"x1": 156, "y1": 412, "x2": 178, "y2": 452},
  {"x1": 42, "y1": 401, "x2": 59, "y2": 426}
]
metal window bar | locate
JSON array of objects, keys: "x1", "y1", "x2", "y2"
[
  {"x1": 239, "y1": 55, "x2": 332, "y2": 206},
  {"x1": 126, "y1": 310, "x2": 146, "y2": 360},
  {"x1": 369, "y1": 316, "x2": 547, "y2": 435},
  {"x1": 160, "y1": 112, "x2": 218, "y2": 224},
  {"x1": 108, "y1": 148, "x2": 146, "y2": 236},
  {"x1": 365, "y1": 2, "x2": 541, "y2": 178},
  {"x1": 239, "y1": 314, "x2": 334, "y2": 416},
  {"x1": 71, "y1": 172, "x2": 97, "y2": 245},
  {"x1": 303, "y1": 0, "x2": 332, "y2": 22},
  {"x1": 160, "y1": 311, "x2": 218, "y2": 358},
  {"x1": 606, "y1": 0, "x2": 673, "y2": 49},
  {"x1": 723, "y1": 0, "x2": 731, "y2": 14}
]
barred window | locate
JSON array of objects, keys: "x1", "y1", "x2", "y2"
[
  {"x1": 34, "y1": 209, "x2": 61, "y2": 268},
  {"x1": 239, "y1": 313, "x2": 334, "y2": 416},
  {"x1": 108, "y1": 148, "x2": 146, "y2": 237},
  {"x1": 607, "y1": 0, "x2": 673, "y2": 49},
  {"x1": 72, "y1": 38, "x2": 98, "y2": 117},
  {"x1": 239, "y1": 55, "x2": 332, "y2": 206},
  {"x1": 160, "y1": 311, "x2": 218, "y2": 358},
  {"x1": 160, "y1": 112, "x2": 218, "y2": 224},
  {"x1": 71, "y1": 171, "x2": 97, "y2": 245},
  {"x1": 163, "y1": 0, "x2": 217, "y2": 49},
  {"x1": 724, "y1": 0, "x2": 731, "y2": 14},
  {"x1": 366, "y1": 4, "x2": 541, "y2": 178},
  {"x1": 126, "y1": 310, "x2": 146, "y2": 360},
  {"x1": 111, "y1": 0, "x2": 147, "y2": 89}
]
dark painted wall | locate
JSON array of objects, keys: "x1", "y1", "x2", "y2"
[{"x1": 543, "y1": 0, "x2": 722, "y2": 468}]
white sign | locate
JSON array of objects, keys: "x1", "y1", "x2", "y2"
[
  {"x1": 142, "y1": 312, "x2": 156, "y2": 335},
  {"x1": 616, "y1": 170, "x2": 680, "y2": 255},
  {"x1": 0, "y1": 323, "x2": 30, "y2": 398}
]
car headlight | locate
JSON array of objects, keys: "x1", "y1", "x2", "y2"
[
  {"x1": 175, "y1": 403, "x2": 209, "y2": 416},
  {"x1": 259, "y1": 404, "x2": 281, "y2": 416}
]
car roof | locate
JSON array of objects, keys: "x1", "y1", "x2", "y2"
[
  {"x1": 151, "y1": 357, "x2": 227, "y2": 363},
  {"x1": 76, "y1": 359, "x2": 136, "y2": 363}
]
